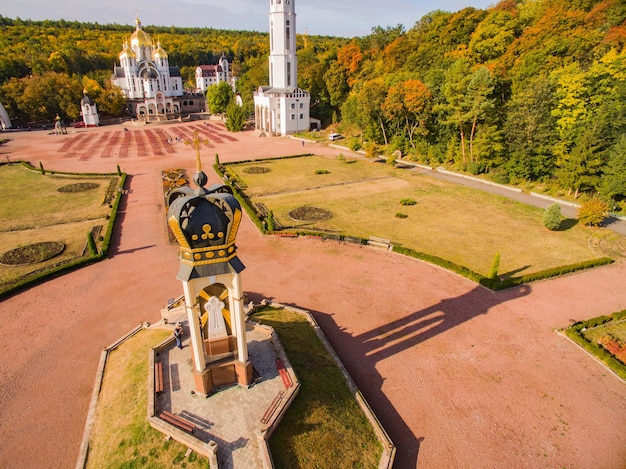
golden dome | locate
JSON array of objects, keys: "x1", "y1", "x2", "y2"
[
  {"x1": 119, "y1": 40, "x2": 136, "y2": 59},
  {"x1": 130, "y1": 17, "x2": 152, "y2": 48},
  {"x1": 154, "y1": 41, "x2": 168, "y2": 59}
]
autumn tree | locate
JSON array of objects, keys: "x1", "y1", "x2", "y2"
[
  {"x1": 336, "y1": 43, "x2": 363, "y2": 86},
  {"x1": 469, "y1": 8, "x2": 519, "y2": 63},
  {"x1": 382, "y1": 78, "x2": 432, "y2": 149},
  {"x1": 1, "y1": 72, "x2": 82, "y2": 122},
  {"x1": 342, "y1": 79, "x2": 389, "y2": 145}
]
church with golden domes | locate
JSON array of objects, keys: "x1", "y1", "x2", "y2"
[{"x1": 112, "y1": 17, "x2": 205, "y2": 120}]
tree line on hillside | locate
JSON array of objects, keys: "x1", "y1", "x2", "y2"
[{"x1": 0, "y1": 0, "x2": 625, "y2": 208}]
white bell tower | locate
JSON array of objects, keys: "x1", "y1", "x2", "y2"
[
  {"x1": 254, "y1": 0, "x2": 311, "y2": 136},
  {"x1": 269, "y1": 0, "x2": 297, "y2": 89}
]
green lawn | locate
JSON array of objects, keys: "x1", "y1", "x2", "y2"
[
  {"x1": 227, "y1": 156, "x2": 623, "y2": 277},
  {"x1": 85, "y1": 329, "x2": 208, "y2": 468},
  {"x1": 253, "y1": 307, "x2": 382, "y2": 469},
  {"x1": 0, "y1": 163, "x2": 116, "y2": 287}
]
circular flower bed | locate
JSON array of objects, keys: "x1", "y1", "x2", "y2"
[
  {"x1": 1, "y1": 241, "x2": 65, "y2": 265},
  {"x1": 242, "y1": 166, "x2": 271, "y2": 174},
  {"x1": 57, "y1": 182, "x2": 100, "y2": 193},
  {"x1": 288, "y1": 206, "x2": 333, "y2": 221}
]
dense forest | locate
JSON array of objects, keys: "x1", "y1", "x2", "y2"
[{"x1": 1, "y1": 0, "x2": 625, "y2": 206}]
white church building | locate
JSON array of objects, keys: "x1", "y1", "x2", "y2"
[
  {"x1": 254, "y1": 0, "x2": 311, "y2": 136},
  {"x1": 112, "y1": 17, "x2": 205, "y2": 120}
]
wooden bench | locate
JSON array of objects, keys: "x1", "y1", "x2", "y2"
[
  {"x1": 159, "y1": 410, "x2": 196, "y2": 433},
  {"x1": 368, "y1": 236, "x2": 392, "y2": 250},
  {"x1": 154, "y1": 362, "x2": 164, "y2": 393}
]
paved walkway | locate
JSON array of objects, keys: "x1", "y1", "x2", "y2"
[
  {"x1": 155, "y1": 322, "x2": 291, "y2": 469},
  {"x1": 1, "y1": 122, "x2": 624, "y2": 469}
]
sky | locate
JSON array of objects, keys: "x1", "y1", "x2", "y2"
[{"x1": 1, "y1": 0, "x2": 495, "y2": 37}]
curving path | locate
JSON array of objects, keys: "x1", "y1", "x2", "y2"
[{"x1": 0, "y1": 122, "x2": 624, "y2": 469}]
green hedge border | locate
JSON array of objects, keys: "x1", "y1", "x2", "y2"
[
  {"x1": 215, "y1": 157, "x2": 615, "y2": 292},
  {"x1": 0, "y1": 162, "x2": 126, "y2": 299},
  {"x1": 563, "y1": 310, "x2": 626, "y2": 381}
]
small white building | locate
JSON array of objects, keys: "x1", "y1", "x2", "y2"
[
  {"x1": 195, "y1": 56, "x2": 237, "y2": 92},
  {"x1": 254, "y1": 0, "x2": 310, "y2": 136},
  {"x1": 0, "y1": 101, "x2": 11, "y2": 130},
  {"x1": 80, "y1": 92, "x2": 99, "y2": 127}
]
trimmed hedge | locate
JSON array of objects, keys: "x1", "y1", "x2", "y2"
[
  {"x1": 392, "y1": 246, "x2": 613, "y2": 291},
  {"x1": 393, "y1": 245, "x2": 487, "y2": 285},
  {"x1": 564, "y1": 310, "x2": 626, "y2": 381}
]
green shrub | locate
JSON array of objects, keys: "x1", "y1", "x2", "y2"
[
  {"x1": 365, "y1": 142, "x2": 381, "y2": 160},
  {"x1": 578, "y1": 198, "x2": 609, "y2": 226},
  {"x1": 400, "y1": 198, "x2": 417, "y2": 206},
  {"x1": 315, "y1": 169, "x2": 330, "y2": 174},
  {"x1": 266, "y1": 210, "x2": 275, "y2": 231},
  {"x1": 543, "y1": 203, "x2": 562, "y2": 230},
  {"x1": 395, "y1": 212, "x2": 408, "y2": 218},
  {"x1": 348, "y1": 138, "x2": 361, "y2": 152},
  {"x1": 87, "y1": 231, "x2": 98, "y2": 256},
  {"x1": 488, "y1": 253, "x2": 501, "y2": 280},
  {"x1": 467, "y1": 161, "x2": 481, "y2": 175}
]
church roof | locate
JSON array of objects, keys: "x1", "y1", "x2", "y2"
[
  {"x1": 130, "y1": 17, "x2": 153, "y2": 48},
  {"x1": 257, "y1": 86, "x2": 310, "y2": 97},
  {"x1": 197, "y1": 65, "x2": 224, "y2": 77},
  {"x1": 81, "y1": 93, "x2": 95, "y2": 106}
]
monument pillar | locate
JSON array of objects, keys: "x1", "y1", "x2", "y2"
[{"x1": 167, "y1": 130, "x2": 250, "y2": 395}]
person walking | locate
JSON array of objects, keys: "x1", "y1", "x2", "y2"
[{"x1": 174, "y1": 323, "x2": 183, "y2": 349}]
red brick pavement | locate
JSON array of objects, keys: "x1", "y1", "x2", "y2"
[{"x1": 0, "y1": 122, "x2": 625, "y2": 469}]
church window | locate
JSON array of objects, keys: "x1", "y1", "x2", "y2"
[
  {"x1": 290, "y1": 114, "x2": 295, "y2": 120},
  {"x1": 286, "y1": 20, "x2": 290, "y2": 45},
  {"x1": 300, "y1": 113, "x2": 304, "y2": 120},
  {"x1": 287, "y1": 62, "x2": 292, "y2": 87},
  {"x1": 290, "y1": 103, "x2": 295, "y2": 110}
]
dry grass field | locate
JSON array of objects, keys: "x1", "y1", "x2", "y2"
[
  {"x1": 0, "y1": 163, "x2": 117, "y2": 286},
  {"x1": 228, "y1": 155, "x2": 618, "y2": 276}
]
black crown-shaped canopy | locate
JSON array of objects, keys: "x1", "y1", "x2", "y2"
[{"x1": 167, "y1": 167, "x2": 244, "y2": 281}]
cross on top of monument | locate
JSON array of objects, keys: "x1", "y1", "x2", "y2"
[
  {"x1": 184, "y1": 130, "x2": 210, "y2": 192},
  {"x1": 185, "y1": 129, "x2": 209, "y2": 171}
]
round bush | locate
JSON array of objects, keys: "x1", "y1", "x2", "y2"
[{"x1": 543, "y1": 203, "x2": 562, "y2": 230}]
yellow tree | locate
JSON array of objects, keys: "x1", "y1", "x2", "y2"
[
  {"x1": 382, "y1": 79, "x2": 432, "y2": 149},
  {"x1": 337, "y1": 43, "x2": 363, "y2": 86}
]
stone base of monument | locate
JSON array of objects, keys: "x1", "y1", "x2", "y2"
[{"x1": 193, "y1": 359, "x2": 253, "y2": 396}]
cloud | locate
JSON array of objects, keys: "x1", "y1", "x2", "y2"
[{"x1": 2, "y1": 0, "x2": 494, "y2": 37}]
